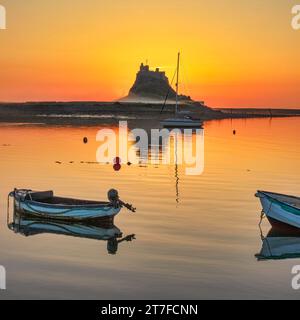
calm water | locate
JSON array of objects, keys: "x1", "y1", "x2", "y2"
[{"x1": 0, "y1": 117, "x2": 300, "y2": 299}]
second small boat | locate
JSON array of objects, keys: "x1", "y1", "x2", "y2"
[{"x1": 256, "y1": 190, "x2": 300, "y2": 228}]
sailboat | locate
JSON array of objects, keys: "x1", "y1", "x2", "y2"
[{"x1": 161, "y1": 52, "x2": 203, "y2": 128}]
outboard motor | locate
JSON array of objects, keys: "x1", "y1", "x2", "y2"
[
  {"x1": 108, "y1": 189, "x2": 120, "y2": 208},
  {"x1": 107, "y1": 189, "x2": 136, "y2": 213}
]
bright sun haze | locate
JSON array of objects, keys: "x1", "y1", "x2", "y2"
[{"x1": 0, "y1": 0, "x2": 299, "y2": 108}]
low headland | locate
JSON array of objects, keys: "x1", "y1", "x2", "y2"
[
  {"x1": 0, "y1": 101, "x2": 299, "y2": 126},
  {"x1": 1, "y1": 63, "x2": 299, "y2": 126}
]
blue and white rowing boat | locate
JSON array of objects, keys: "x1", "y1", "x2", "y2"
[
  {"x1": 256, "y1": 190, "x2": 300, "y2": 228},
  {"x1": 9, "y1": 188, "x2": 136, "y2": 222}
]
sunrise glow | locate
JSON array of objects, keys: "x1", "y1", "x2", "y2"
[{"x1": 0, "y1": 0, "x2": 299, "y2": 107}]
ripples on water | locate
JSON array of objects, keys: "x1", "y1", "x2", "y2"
[{"x1": 0, "y1": 117, "x2": 299, "y2": 299}]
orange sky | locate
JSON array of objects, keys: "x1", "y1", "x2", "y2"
[{"x1": 0, "y1": 0, "x2": 299, "y2": 108}]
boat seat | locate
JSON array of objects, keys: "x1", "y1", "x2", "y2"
[{"x1": 28, "y1": 191, "x2": 54, "y2": 201}]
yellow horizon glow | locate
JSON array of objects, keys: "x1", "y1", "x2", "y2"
[{"x1": 0, "y1": 0, "x2": 299, "y2": 108}]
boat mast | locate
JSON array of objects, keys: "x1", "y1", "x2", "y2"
[{"x1": 175, "y1": 52, "x2": 180, "y2": 115}]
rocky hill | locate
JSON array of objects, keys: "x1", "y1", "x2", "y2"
[{"x1": 121, "y1": 63, "x2": 192, "y2": 102}]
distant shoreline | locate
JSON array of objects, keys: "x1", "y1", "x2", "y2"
[{"x1": 0, "y1": 102, "x2": 299, "y2": 126}]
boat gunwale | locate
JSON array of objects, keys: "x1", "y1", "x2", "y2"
[
  {"x1": 20, "y1": 198, "x2": 114, "y2": 209},
  {"x1": 12, "y1": 190, "x2": 114, "y2": 209},
  {"x1": 257, "y1": 190, "x2": 300, "y2": 201},
  {"x1": 257, "y1": 190, "x2": 300, "y2": 211}
]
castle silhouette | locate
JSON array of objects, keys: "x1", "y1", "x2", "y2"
[{"x1": 121, "y1": 63, "x2": 192, "y2": 102}]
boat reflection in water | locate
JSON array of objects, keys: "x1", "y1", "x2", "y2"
[
  {"x1": 133, "y1": 128, "x2": 204, "y2": 204},
  {"x1": 8, "y1": 209, "x2": 136, "y2": 255},
  {"x1": 256, "y1": 223, "x2": 300, "y2": 261}
]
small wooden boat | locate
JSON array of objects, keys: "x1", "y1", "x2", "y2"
[
  {"x1": 255, "y1": 190, "x2": 300, "y2": 228},
  {"x1": 8, "y1": 188, "x2": 136, "y2": 222}
]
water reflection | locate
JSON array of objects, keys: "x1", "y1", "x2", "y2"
[
  {"x1": 96, "y1": 126, "x2": 204, "y2": 174},
  {"x1": 132, "y1": 128, "x2": 204, "y2": 204},
  {"x1": 1, "y1": 118, "x2": 299, "y2": 298},
  {"x1": 256, "y1": 224, "x2": 300, "y2": 261},
  {"x1": 131, "y1": 128, "x2": 204, "y2": 168},
  {"x1": 8, "y1": 209, "x2": 136, "y2": 255}
]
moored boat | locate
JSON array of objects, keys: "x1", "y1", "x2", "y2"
[
  {"x1": 255, "y1": 190, "x2": 300, "y2": 228},
  {"x1": 161, "y1": 117, "x2": 203, "y2": 128},
  {"x1": 8, "y1": 188, "x2": 136, "y2": 222},
  {"x1": 160, "y1": 53, "x2": 203, "y2": 129}
]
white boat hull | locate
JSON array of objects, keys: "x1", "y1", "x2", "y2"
[
  {"x1": 15, "y1": 198, "x2": 121, "y2": 220},
  {"x1": 11, "y1": 189, "x2": 122, "y2": 222},
  {"x1": 161, "y1": 118, "x2": 203, "y2": 128}
]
